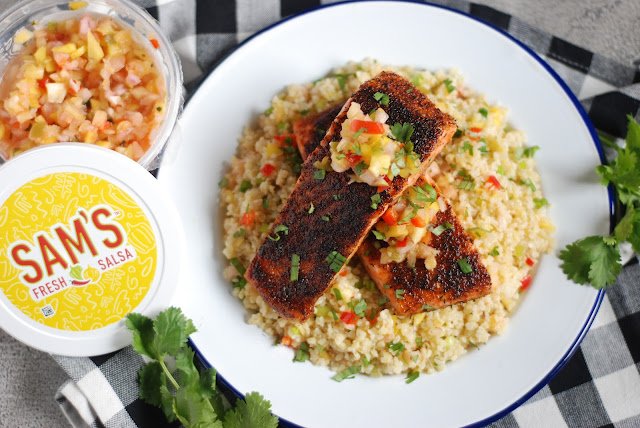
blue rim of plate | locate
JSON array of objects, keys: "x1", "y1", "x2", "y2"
[{"x1": 180, "y1": 1, "x2": 610, "y2": 426}]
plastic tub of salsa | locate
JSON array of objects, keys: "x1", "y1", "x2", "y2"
[{"x1": 0, "y1": 0, "x2": 183, "y2": 169}]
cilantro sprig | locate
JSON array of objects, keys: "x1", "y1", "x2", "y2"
[
  {"x1": 126, "y1": 308, "x2": 278, "y2": 428},
  {"x1": 560, "y1": 116, "x2": 640, "y2": 288}
]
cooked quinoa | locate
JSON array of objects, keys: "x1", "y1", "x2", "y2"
[{"x1": 220, "y1": 59, "x2": 554, "y2": 377}]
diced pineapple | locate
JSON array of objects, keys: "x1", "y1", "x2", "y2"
[
  {"x1": 408, "y1": 226, "x2": 427, "y2": 245},
  {"x1": 68, "y1": 1, "x2": 87, "y2": 10},
  {"x1": 44, "y1": 58, "x2": 56, "y2": 73},
  {"x1": 70, "y1": 45, "x2": 86, "y2": 59},
  {"x1": 387, "y1": 225, "x2": 408, "y2": 238},
  {"x1": 0, "y1": 123, "x2": 4, "y2": 140},
  {"x1": 265, "y1": 142, "x2": 282, "y2": 157},
  {"x1": 33, "y1": 46, "x2": 47, "y2": 64},
  {"x1": 29, "y1": 116, "x2": 47, "y2": 140},
  {"x1": 14, "y1": 28, "x2": 33, "y2": 44},
  {"x1": 46, "y1": 83, "x2": 67, "y2": 103},
  {"x1": 23, "y1": 64, "x2": 44, "y2": 80},
  {"x1": 87, "y1": 31, "x2": 104, "y2": 61},
  {"x1": 368, "y1": 153, "x2": 391, "y2": 176},
  {"x1": 52, "y1": 43, "x2": 77, "y2": 54}
]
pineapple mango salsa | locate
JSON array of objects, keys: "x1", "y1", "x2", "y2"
[{"x1": 0, "y1": 14, "x2": 165, "y2": 161}]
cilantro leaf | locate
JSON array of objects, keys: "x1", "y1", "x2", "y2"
[
  {"x1": 373, "y1": 91, "x2": 390, "y2": 106},
  {"x1": 138, "y1": 361, "x2": 166, "y2": 407},
  {"x1": 559, "y1": 236, "x2": 621, "y2": 289},
  {"x1": 390, "y1": 122, "x2": 415, "y2": 143},
  {"x1": 626, "y1": 114, "x2": 640, "y2": 152},
  {"x1": 615, "y1": 207, "x2": 640, "y2": 253},
  {"x1": 126, "y1": 312, "x2": 157, "y2": 358},
  {"x1": 223, "y1": 392, "x2": 278, "y2": 428},
  {"x1": 153, "y1": 307, "x2": 196, "y2": 356}
]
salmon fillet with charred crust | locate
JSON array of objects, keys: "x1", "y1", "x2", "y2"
[
  {"x1": 293, "y1": 108, "x2": 491, "y2": 315},
  {"x1": 245, "y1": 71, "x2": 457, "y2": 320}
]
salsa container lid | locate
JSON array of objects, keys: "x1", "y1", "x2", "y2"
[{"x1": 0, "y1": 143, "x2": 183, "y2": 356}]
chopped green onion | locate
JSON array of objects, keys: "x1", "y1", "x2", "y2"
[
  {"x1": 332, "y1": 288, "x2": 343, "y2": 301},
  {"x1": 370, "y1": 193, "x2": 382, "y2": 209},
  {"x1": 352, "y1": 128, "x2": 366, "y2": 139},
  {"x1": 290, "y1": 253, "x2": 300, "y2": 281},
  {"x1": 373, "y1": 91, "x2": 390, "y2": 106},
  {"x1": 218, "y1": 177, "x2": 229, "y2": 188},
  {"x1": 430, "y1": 222, "x2": 453, "y2": 236},
  {"x1": 353, "y1": 299, "x2": 367, "y2": 317},
  {"x1": 239, "y1": 180, "x2": 252, "y2": 192},
  {"x1": 308, "y1": 202, "x2": 315, "y2": 214},
  {"x1": 522, "y1": 145, "x2": 540, "y2": 158},
  {"x1": 262, "y1": 196, "x2": 269, "y2": 209},
  {"x1": 519, "y1": 178, "x2": 536, "y2": 191},
  {"x1": 534, "y1": 198, "x2": 549, "y2": 209},
  {"x1": 233, "y1": 228, "x2": 246, "y2": 238},
  {"x1": 264, "y1": 106, "x2": 273, "y2": 116},
  {"x1": 443, "y1": 78, "x2": 455, "y2": 93},
  {"x1": 422, "y1": 304, "x2": 434, "y2": 311},
  {"x1": 361, "y1": 355, "x2": 371, "y2": 367},
  {"x1": 268, "y1": 224, "x2": 289, "y2": 242},
  {"x1": 388, "y1": 342, "x2": 405, "y2": 354},
  {"x1": 478, "y1": 107, "x2": 488, "y2": 117},
  {"x1": 333, "y1": 194, "x2": 341, "y2": 201},
  {"x1": 372, "y1": 230, "x2": 386, "y2": 240},
  {"x1": 313, "y1": 169, "x2": 326, "y2": 180},
  {"x1": 353, "y1": 162, "x2": 368, "y2": 176},
  {"x1": 232, "y1": 276, "x2": 247, "y2": 289},
  {"x1": 457, "y1": 258, "x2": 473, "y2": 274},
  {"x1": 462, "y1": 141, "x2": 473, "y2": 155},
  {"x1": 321, "y1": 215, "x2": 330, "y2": 222},
  {"x1": 332, "y1": 365, "x2": 361, "y2": 382},
  {"x1": 497, "y1": 165, "x2": 506, "y2": 176},
  {"x1": 395, "y1": 289, "x2": 405, "y2": 300},
  {"x1": 293, "y1": 342, "x2": 310, "y2": 362},
  {"x1": 405, "y1": 371, "x2": 420, "y2": 384},
  {"x1": 230, "y1": 258, "x2": 246, "y2": 275},
  {"x1": 326, "y1": 251, "x2": 347, "y2": 273},
  {"x1": 489, "y1": 246, "x2": 500, "y2": 256}
]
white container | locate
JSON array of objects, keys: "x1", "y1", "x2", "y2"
[{"x1": 0, "y1": 143, "x2": 182, "y2": 356}]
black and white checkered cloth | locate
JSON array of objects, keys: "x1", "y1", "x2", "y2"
[{"x1": 51, "y1": 1, "x2": 640, "y2": 427}]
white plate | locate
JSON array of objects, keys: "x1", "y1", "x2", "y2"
[{"x1": 157, "y1": 2, "x2": 607, "y2": 426}]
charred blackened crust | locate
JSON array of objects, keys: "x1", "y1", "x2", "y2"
[
  {"x1": 246, "y1": 72, "x2": 456, "y2": 320},
  {"x1": 292, "y1": 106, "x2": 341, "y2": 160},
  {"x1": 358, "y1": 178, "x2": 492, "y2": 315}
]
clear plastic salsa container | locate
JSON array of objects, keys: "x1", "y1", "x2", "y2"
[{"x1": 0, "y1": 0, "x2": 183, "y2": 170}]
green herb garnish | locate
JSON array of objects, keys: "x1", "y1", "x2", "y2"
[
  {"x1": 390, "y1": 122, "x2": 415, "y2": 143},
  {"x1": 239, "y1": 180, "x2": 252, "y2": 192},
  {"x1": 372, "y1": 230, "x2": 386, "y2": 240},
  {"x1": 332, "y1": 365, "x2": 361, "y2": 382},
  {"x1": 489, "y1": 246, "x2": 500, "y2": 256},
  {"x1": 373, "y1": 91, "x2": 390, "y2": 106},
  {"x1": 233, "y1": 228, "x2": 246, "y2": 238},
  {"x1": 388, "y1": 342, "x2": 405, "y2": 354},
  {"x1": 321, "y1": 215, "x2": 330, "y2": 222},
  {"x1": 290, "y1": 253, "x2": 300, "y2": 281},
  {"x1": 430, "y1": 222, "x2": 453, "y2": 236},
  {"x1": 308, "y1": 202, "x2": 315, "y2": 214},
  {"x1": 443, "y1": 78, "x2": 455, "y2": 93},
  {"x1": 353, "y1": 299, "x2": 367, "y2": 317},
  {"x1": 457, "y1": 258, "x2": 473, "y2": 274},
  {"x1": 332, "y1": 288, "x2": 343, "y2": 301},
  {"x1": 268, "y1": 224, "x2": 289, "y2": 242},
  {"x1": 125, "y1": 308, "x2": 278, "y2": 428},
  {"x1": 313, "y1": 169, "x2": 326, "y2": 180},
  {"x1": 453, "y1": 129, "x2": 463, "y2": 138},
  {"x1": 478, "y1": 107, "x2": 488, "y2": 117},
  {"x1": 370, "y1": 193, "x2": 382, "y2": 209},
  {"x1": 293, "y1": 342, "x2": 310, "y2": 362},
  {"x1": 395, "y1": 289, "x2": 405, "y2": 300},
  {"x1": 534, "y1": 198, "x2": 549, "y2": 209},
  {"x1": 462, "y1": 141, "x2": 473, "y2": 155},
  {"x1": 405, "y1": 371, "x2": 420, "y2": 384},
  {"x1": 326, "y1": 251, "x2": 347, "y2": 273}
]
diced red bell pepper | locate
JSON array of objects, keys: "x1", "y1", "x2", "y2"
[
  {"x1": 350, "y1": 119, "x2": 385, "y2": 134},
  {"x1": 486, "y1": 175, "x2": 501, "y2": 189},
  {"x1": 240, "y1": 211, "x2": 256, "y2": 227},
  {"x1": 345, "y1": 152, "x2": 363, "y2": 167},
  {"x1": 281, "y1": 335, "x2": 293, "y2": 347},
  {"x1": 340, "y1": 311, "x2": 358, "y2": 325},
  {"x1": 520, "y1": 275, "x2": 532, "y2": 292},
  {"x1": 411, "y1": 216, "x2": 426, "y2": 228},
  {"x1": 395, "y1": 237, "x2": 409, "y2": 248},
  {"x1": 382, "y1": 208, "x2": 399, "y2": 225},
  {"x1": 260, "y1": 163, "x2": 276, "y2": 177},
  {"x1": 150, "y1": 38, "x2": 160, "y2": 49},
  {"x1": 525, "y1": 257, "x2": 535, "y2": 267},
  {"x1": 274, "y1": 134, "x2": 296, "y2": 146}
]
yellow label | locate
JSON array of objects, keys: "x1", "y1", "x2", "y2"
[{"x1": 0, "y1": 172, "x2": 157, "y2": 331}]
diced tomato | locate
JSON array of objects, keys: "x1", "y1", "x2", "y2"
[
  {"x1": 339, "y1": 268, "x2": 348, "y2": 277},
  {"x1": 260, "y1": 163, "x2": 276, "y2": 177},
  {"x1": 520, "y1": 275, "x2": 533, "y2": 292},
  {"x1": 377, "y1": 185, "x2": 387, "y2": 193},
  {"x1": 240, "y1": 211, "x2": 256, "y2": 227},
  {"x1": 345, "y1": 152, "x2": 362, "y2": 167},
  {"x1": 340, "y1": 311, "x2": 358, "y2": 325},
  {"x1": 525, "y1": 257, "x2": 535, "y2": 267},
  {"x1": 350, "y1": 119, "x2": 385, "y2": 134},
  {"x1": 383, "y1": 176, "x2": 392, "y2": 185},
  {"x1": 274, "y1": 134, "x2": 296, "y2": 146},
  {"x1": 486, "y1": 175, "x2": 501, "y2": 189},
  {"x1": 150, "y1": 38, "x2": 160, "y2": 49},
  {"x1": 411, "y1": 216, "x2": 426, "y2": 227},
  {"x1": 469, "y1": 127, "x2": 483, "y2": 133},
  {"x1": 382, "y1": 208, "x2": 399, "y2": 225},
  {"x1": 395, "y1": 237, "x2": 409, "y2": 248},
  {"x1": 281, "y1": 335, "x2": 293, "y2": 347},
  {"x1": 37, "y1": 77, "x2": 48, "y2": 90}
]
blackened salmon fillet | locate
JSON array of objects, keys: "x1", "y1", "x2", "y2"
[
  {"x1": 294, "y1": 109, "x2": 491, "y2": 315},
  {"x1": 246, "y1": 71, "x2": 456, "y2": 320}
]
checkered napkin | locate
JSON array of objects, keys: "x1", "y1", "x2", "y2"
[{"x1": 51, "y1": 1, "x2": 640, "y2": 427}]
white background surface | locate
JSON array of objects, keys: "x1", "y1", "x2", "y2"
[{"x1": 0, "y1": 0, "x2": 638, "y2": 427}]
